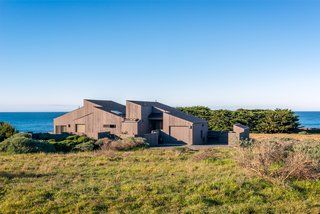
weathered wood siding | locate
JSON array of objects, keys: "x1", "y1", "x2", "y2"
[{"x1": 54, "y1": 101, "x2": 123, "y2": 139}]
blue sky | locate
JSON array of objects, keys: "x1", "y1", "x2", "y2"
[{"x1": 1, "y1": 0, "x2": 320, "y2": 112}]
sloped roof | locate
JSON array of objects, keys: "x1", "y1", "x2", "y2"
[
  {"x1": 127, "y1": 100, "x2": 207, "y2": 123},
  {"x1": 128, "y1": 100, "x2": 158, "y2": 106},
  {"x1": 85, "y1": 99, "x2": 126, "y2": 116}
]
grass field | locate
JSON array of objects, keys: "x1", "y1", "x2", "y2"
[{"x1": 0, "y1": 135, "x2": 320, "y2": 213}]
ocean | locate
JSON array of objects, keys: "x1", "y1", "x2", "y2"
[
  {"x1": 295, "y1": 112, "x2": 320, "y2": 129},
  {"x1": 0, "y1": 112, "x2": 66, "y2": 133},
  {"x1": 0, "y1": 112, "x2": 319, "y2": 133}
]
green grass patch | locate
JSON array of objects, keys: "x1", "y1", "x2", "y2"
[{"x1": 0, "y1": 148, "x2": 319, "y2": 213}]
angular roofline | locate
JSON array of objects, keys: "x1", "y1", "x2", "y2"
[
  {"x1": 85, "y1": 99, "x2": 125, "y2": 107},
  {"x1": 126, "y1": 100, "x2": 157, "y2": 105},
  {"x1": 84, "y1": 99, "x2": 126, "y2": 117},
  {"x1": 56, "y1": 99, "x2": 207, "y2": 123},
  {"x1": 54, "y1": 106, "x2": 84, "y2": 121},
  {"x1": 127, "y1": 100, "x2": 207, "y2": 123},
  {"x1": 84, "y1": 99, "x2": 115, "y2": 104}
]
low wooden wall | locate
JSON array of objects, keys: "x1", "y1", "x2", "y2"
[
  {"x1": 207, "y1": 124, "x2": 250, "y2": 145},
  {"x1": 144, "y1": 131, "x2": 159, "y2": 146}
]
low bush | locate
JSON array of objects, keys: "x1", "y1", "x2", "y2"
[
  {"x1": 32, "y1": 132, "x2": 70, "y2": 142},
  {"x1": 0, "y1": 122, "x2": 16, "y2": 142},
  {"x1": 0, "y1": 132, "x2": 99, "y2": 153},
  {"x1": 50, "y1": 135, "x2": 98, "y2": 152},
  {"x1": 294, "y1": 140, "x2": 320, "y2": 159},
  {"x1": 0, "y1": 133, "x2": 56, "y2": 154},
  {"x1": 98, "y1": 137, "x2": 149, "y2": 151},
  {"x1": 235, "y1": 138, "x2": 320, "y2": 183},
  {"x1": 239, "y1": 139, "x2": 255, "y2": 148},
  {"x1": 298, "y1": 131, "x2": 308, "y2": 135},
  {"x1": 73, "y1": 141, "x2": 96, "y2": 152}
]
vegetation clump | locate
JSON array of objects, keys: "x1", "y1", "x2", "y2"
[
  {"x1": 42, "y1": 135, "x2": 99, "y2": 152},
  {"x1": 178, "y1": 107, "x2": 300, "y2": 133},
  {"x1": 98, "y1": 137, "x2": 149, "y2": 151},
  {"x1": 0, "y1": 126, "x2": 101, "y2": 153},
  {"x1": 32, "y1": 132, "x2": 70, "y2": 141},
  {"x1": 1, "y1": 129, "x2": 148, "y2": 153},
  {"x1": 0, "y1": 122, "x2": 16, "y2": 142},
  {"x1": 0, "y1": 133, "x2": 55, "y2": 154},
  {"x1": 235, "y1": 138, "x2": 320, "y2": 183}
]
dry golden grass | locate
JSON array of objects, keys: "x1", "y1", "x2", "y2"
[
  {"x1": 251, "y1": 133, "x2": 320, "y2": 141},
  {"x1": 236, "y1": 138, "x2": 320, "y2": 184}
]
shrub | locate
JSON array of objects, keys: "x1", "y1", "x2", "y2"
[
  {"x1": 0, "y1": 133, "x2": 55, "y2": 154},
  {"x1": 254, "y1": 109, "x2": 300, "y2": 133},
  {"x1": 298, "y1": 131, "x2": 308, "y2": 135},
  {"x1": 178, "y1": 107, "x2": 300, "y2": 133},
  {"x1": 235, "y1": 138, "x2": 320, "y2": 183},
  {"x1": 176, "y1": 106, "x2": 212, "y2": 121},
  {"x1": 98, "y1": 131, "x2": 119, "y2": 140},
  {"x1": 209, "y1": 110, "x2": 234, "y2": 131},
  {"x1": 77, "y1": 136, "x2": 88, "y2": 144},
  {"x1": 294, "y1": 141, "x2": 320, "y2": 159},
  {"x1": 32, "y1": 133, "x2": 70, "y2": 142},
  {"x1": 0, "y1": 122, "x2": 16, "y2": 142},
  {"x1": 99, "y1": 137, "x2": 149, "y2": 151},
  {"x1": 73, "y1": 142, "x2": 96, "y2": 152},
  {"x1": 13, "y1": 133, "x2": 32, "y2": 138},
  {"x1": 51, "y1": 135, "x2": 97, "y2": 152},
  {"x1": 239, "y1": 139, "x2": 255, "y2": 148}
]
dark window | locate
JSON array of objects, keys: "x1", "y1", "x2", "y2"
[
  {"x1": 55, "y1": 125, "x2": 67, "y2": 134},
  {"x1": 103, "y1": 124, "x2": 116, "y2": 128}
]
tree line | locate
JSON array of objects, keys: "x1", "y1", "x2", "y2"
[{"x1": 177, "y1": 107, "x2": 300, "y2": 133}]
